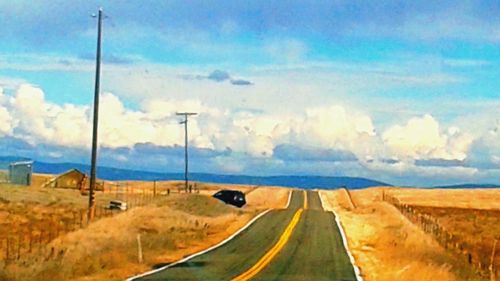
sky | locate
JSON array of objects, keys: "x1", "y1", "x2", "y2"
[{"x1": 0, "y1": 1, "x2": 499, "y2": 186}]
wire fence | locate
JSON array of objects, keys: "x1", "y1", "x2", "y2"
[
  {"x1": 0, "y1": 170, "x2": 9, "y2": 183},
  {"x1": 101, "y1": 181, "x2": 200, "y2": 197},
  {"x1": 1, "y1": 205, "x2": 116, "y2": 263},
  {"x1": 0, "y1": 181, "x2": 190, "y2": 264},
  {"x1": 382, "y1": 192, "x2": 498, "y2": 280}
]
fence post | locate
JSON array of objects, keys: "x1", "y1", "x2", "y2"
[
  {"x1": 17, "y1": 233, "x2": 21, "y2": 260},
  {"x1": 29, "y1": 229, "x2": 33, "y2": 253},
  {"x1": 39, "y1": 229, "x2": 44, "y2": 251},
  {"x1": 73, "y1": 212, "x2": 77, "y2": 230},
  {"x1": 48, "y1": 226, "x2": 53, "y2": 241},
  {"x1": 137, "y1": 234, "x2": 143, "y2": 263},
  {"x1": 490, "y1": 239, "x2": 498, "y2": 281},
  {"x1": 153, "y1": 180, "x2": 157, "y2": 197},
  {"x1": 5, "y1": 237, "x2": 9, "y2": 262}
]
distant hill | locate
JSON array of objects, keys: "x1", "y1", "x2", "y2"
[
  {"x1": 0, "y1": 156, "x2": 32, "y2": 168},
  {"x1": 2, "y1": 156, "x2": 497, "y2": 189},
  {"x1": 186, "y1": 174, "x2": 389, "y2": 189},
  {"x1": 6, "y1": 158, "x2": 389, "y2": 189},
  {"x1": 432, "y1": 183, "x2": 499, "y2": 189}
]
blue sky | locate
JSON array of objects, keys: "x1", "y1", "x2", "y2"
[{"x1": 0, "y1": 1, "x2": 498, "y2": 186}]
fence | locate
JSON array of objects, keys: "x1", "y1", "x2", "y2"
[
  {"x1": 382, "y1": 192, "x2": 498, "y2": 280},
  {"x1": 101, "y1": 181, "x2": 200, "y2": 197},
  {"x1": 0, "y1": 182, "x2": 179, "y2": 264},
  {"x1": 1, "y1": 205, "x2": 115, "y2": 263},
  {"x1": 0, "y1": 170, "x2": 9, "y2": 183}
]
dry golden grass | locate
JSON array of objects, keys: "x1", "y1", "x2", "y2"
[
  {"x1": 0, "y1": 170, "x2": 8, "y2": 182},
  {"x1": 409, "y1": 205, "x2": 499, "y2": 275},
  {"x1": 1, "y1": 199, "x2": 249, "y2": 281},
  {"x1": 195, "y1": 182, "x2": 254, "y2": 193},
  {"x1": 383, "y1": 187, "x2": 499, "y2": 279},
  {"x1": 320, "y1": 188, "x2": 485, "y2": 281},
  {"x1": 384, "y1": 187, "x2": 500, "y2": 209},
  {"x1": 0, "y1": 174, "x2": 288, "y2": 281},
  {"x1": 103, "y1": 180, "x2": 183, "y2": 195},
  {"x1": 103, "y1": 180, "x2": 256, "y2": 197},
  {"x1": 31, "y1": 173, "x2": 53, "y2": 187},
  {"x1": 0, "y1": 174, "x2": 258, "y2": 207},
  {"x1": 244, "y1": 186, "x2": 290, "y2": 210},
  {"x1": 0, "y1": 194, "x2": 248, "y2": 280}
]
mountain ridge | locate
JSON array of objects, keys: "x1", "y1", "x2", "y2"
[
  {"x1": 1, "y1": 156, "x2": 498, "y2": 189},
  {"x1": 0, "y1": 157, "x2": 388, "y2": 189}
]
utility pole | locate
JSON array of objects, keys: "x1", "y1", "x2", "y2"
[
  {"x1": 88, "y1": 7, "x2": 103, "y2": 221},
  {"x1": 176, "y1": 112, "x2": 197, "y2": 193}
]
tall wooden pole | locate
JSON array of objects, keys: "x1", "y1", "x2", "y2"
[
  {"x1": 88, "y1": 7, "x2": 103, "y2": 221},
  {"x1": 176, "y1": 112, "x2": 197, "y2": 193},
  {"x1": 184, "y1": 118, "x2": 188, "y2": 192}
]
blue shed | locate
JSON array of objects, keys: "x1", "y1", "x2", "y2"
[{"x1": 9, "y1": 161, "x2": 33, "y2": 186}]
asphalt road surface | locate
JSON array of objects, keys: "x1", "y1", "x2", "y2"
[{"x1": 134, "y1": 190, "x2": 357, "y2": 281}]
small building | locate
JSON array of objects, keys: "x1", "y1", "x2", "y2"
[
  {"x1": 43, "y1": 169, "x2": 87, "y2": 190},
  {"x1": 9, "y1": 161, "x2": 33, "y2": 186},
  {"x1": 42, "y1": 169, "x2": 104, "y2": 192}
]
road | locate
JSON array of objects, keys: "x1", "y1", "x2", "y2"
[{"x1": 133, "y1": 190, "x2": 358, "y2": 281}]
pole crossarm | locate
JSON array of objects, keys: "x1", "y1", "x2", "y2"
[{"x1": 176, "y1": 112, "x2": 198, "y2": 117}]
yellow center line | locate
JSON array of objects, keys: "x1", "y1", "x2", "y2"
[
  {"x1": 231, "y1": 208, "x2": 304, "y2": 281},
  {"x1": 303, "y1": 190, "x2": 308, "y2": 210}
]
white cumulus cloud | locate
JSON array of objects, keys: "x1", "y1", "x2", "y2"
[
  {"x1": 2, "y1": 83, "x2": 498, "y2": 186},
  {"x1": 382, "y1": 114, "x2": 473, "y2": 161}
]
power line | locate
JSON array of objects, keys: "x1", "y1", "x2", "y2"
[{"x1": 176, "y1": 112, "x2": 197, "y2": 193}]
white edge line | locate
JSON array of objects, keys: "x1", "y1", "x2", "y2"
[
  {"x1": 126, "y1": 208, "x2": 273, "y2": 281},
  {"x1": 285, "y1": 189, "x2": 292, "y2": 208},
  {"x1": 318, "y1": 191, "x2": 364, "y2": 281}
]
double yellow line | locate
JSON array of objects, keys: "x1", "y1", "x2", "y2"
[{"x1": 231, "y1": 190, "x2": 307, "y2": 281}]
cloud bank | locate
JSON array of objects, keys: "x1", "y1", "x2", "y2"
[{"x1": 0, "y1": 84, "x2": 498, "y2": 186}]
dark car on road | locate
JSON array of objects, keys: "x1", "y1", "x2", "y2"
[{"x1": 213, "y1": 190, "x2": 246, "y2": 208}]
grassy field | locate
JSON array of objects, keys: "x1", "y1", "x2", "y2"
[
  {"x1": 384, "y1": 188, "x2": 499, "y2": 279},
  {"x1": 0, "y1": 174, "x2": 289, "y2": 281},
  {"x1": 5, "y1": 173, "x2": 494, "y2": 280},
  {"x1": 0, "y1": 170, "x2": 9, "y2": 182},
  {"x1": 385, "y1": 187, "x2": 500, "y2": 209},
  {"x1": 408, "y1": 205, "x2": 499, "y2": 275},
  {"x1": 320, "y1": 187, "x2": 499, "y2": 281}
]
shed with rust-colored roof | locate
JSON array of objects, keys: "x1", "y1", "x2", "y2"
[{"x1": 42, "y1": 169, "x2": 87, "y2": 190}]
